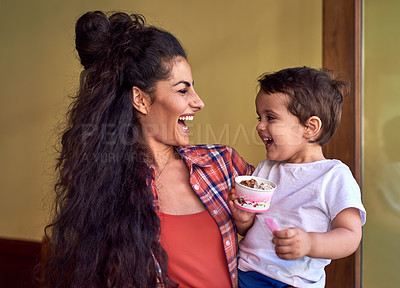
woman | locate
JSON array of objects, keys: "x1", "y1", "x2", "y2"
[{"x1": 42, "y1": 11, "x2": 253, "y2": 288}]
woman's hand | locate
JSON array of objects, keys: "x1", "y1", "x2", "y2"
[{"x1": 228, "y1": 186, "x2": 255, "y2": 235}]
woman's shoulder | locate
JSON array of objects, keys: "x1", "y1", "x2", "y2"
[
  {"x1": 178, "y1": 145, "x2": 252, "y2": 173},
  {"x1": 177, "y1": 144, "x2": 236, "y2": 155}
]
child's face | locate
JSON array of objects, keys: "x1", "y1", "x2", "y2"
[{"x1": 256, "y1": 91, "x2": 308, "y2": 163}]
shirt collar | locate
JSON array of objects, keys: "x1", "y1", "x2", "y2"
[{"x1": 176, "y1": 146, "x2": 213, "y2": 167}]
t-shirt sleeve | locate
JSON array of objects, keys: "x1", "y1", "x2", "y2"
[
  {"x1": 253, "y1": 162, "x2": 261, "y2": 176},
  {"x1": 252, "y1": 159, "x2": 272, "y2": 178},
  {"x1": 324, "y1": 165, "x2": 366, "y2": 226}
]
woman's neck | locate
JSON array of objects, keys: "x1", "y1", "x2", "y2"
[{"x1": 148, "y1": 143, "x2": 176, "y2": 168}]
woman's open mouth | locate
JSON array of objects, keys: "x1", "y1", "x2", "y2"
[{"x1": 178, "y1": 114, "x2": 194, "y2": 133}]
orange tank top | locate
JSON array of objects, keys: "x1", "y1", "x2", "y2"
[{"x1": 159, "y1": 210, "x2": 231, "y2": 288}]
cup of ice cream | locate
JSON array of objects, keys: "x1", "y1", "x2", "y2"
[{"x1": 233, "y1": 175, "x2": 276, "y2": 213}]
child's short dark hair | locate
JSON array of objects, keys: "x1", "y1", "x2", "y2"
[{"x1": 258, "y1": 66, "x2": 349, "y2": 146}]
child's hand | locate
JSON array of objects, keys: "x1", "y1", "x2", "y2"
[
  {"x1": 272, "y1": 208, "x2": 362, "y2": 260},
  {"x1": 228, "y1": 186, "x2": 255, "y2": 235},
  {"x1": 272, "y1": 227, "x2": 312, "y2": 260},
  {"x1": 227, "y1": 186, "x2": 253, "y2": 222}
]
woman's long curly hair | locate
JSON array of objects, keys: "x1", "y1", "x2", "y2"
[{"x1": 41, "y1": 11, "x2": 186, "y2": 288}]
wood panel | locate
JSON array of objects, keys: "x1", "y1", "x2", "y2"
[
  {"x1": 0, "y1": 238, "x2": 42, "y2": 288},
  {"x1": 323, "y1": 0, "x2": 362, "y2": 287}
]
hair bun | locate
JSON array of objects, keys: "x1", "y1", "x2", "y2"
[{"x1": 75, "y1": 11, "x2": 111, "y2": 69}]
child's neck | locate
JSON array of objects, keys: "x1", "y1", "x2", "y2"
[{"x1": 287, "y1": 145, "x2": 325, "y2": 164}]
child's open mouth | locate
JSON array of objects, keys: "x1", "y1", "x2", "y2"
[{"x1": 263, "y1": 137, "x2": 274, "y2": 149}]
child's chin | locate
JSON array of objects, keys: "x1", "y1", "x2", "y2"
[{"x1": 266, "y1": 153, "x2": 278, "y2": 161}]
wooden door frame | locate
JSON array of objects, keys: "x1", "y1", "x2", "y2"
[{"x1": 323, "y1": 0, "x2": 362, "y2": 287}]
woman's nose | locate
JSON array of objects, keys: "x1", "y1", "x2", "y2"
[{"x1": 191, "y1": 90, "x2": 205, "y2": 110}]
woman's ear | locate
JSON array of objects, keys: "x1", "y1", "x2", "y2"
[
  {"x1": 132, "y1": 87, "x2": 150, "y2": 115},
  {"x1": 304, "y1": 116, "x2": 322, "y2": 141}
]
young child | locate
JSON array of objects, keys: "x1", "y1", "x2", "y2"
[{"x1": 229, "y1": 67, "x2": 366, "y2": 288}]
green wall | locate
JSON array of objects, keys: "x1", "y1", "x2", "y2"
[
  {"x1": 362, "y1": 0, "x2": 400, "y2": 286},
  {"x1": 0, "y1": 0, "x2": 322, "y2": 241}
]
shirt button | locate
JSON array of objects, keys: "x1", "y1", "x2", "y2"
[
  {"x1": 225, "y1": 240, "x2": 231, "y2": 246},
  {"x1": 194, "y1": 184, "x2": 200, "y2": 190},
  {"x1": 232, "y1": 273, "x2": 236, "y2": 278},
  {"x1": 213, "y1": 209, "x2": 218, "y2": 215}
]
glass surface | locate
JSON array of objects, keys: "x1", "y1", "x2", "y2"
[{"x1": 362, "y1": 0, "x2": 400, "y2": 286}]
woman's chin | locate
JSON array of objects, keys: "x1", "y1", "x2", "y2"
[
  {"x1": 168, "y1": 134, "x2": 190, "y2": 147},
  {"x1": 177, "y1": 137, "x2": 190, "y2": 146}
]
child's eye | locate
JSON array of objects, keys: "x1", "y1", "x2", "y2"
[{"x1": 258, "y1": 115, "x2": 275, "y2": 122}]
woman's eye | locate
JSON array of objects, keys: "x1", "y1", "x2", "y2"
[
  {"x1": 179, "y1": 89, "x2": 188, "y2": 94},
  {"x1": 257, "y1": 116, "x2": 261, "y2": 122}
]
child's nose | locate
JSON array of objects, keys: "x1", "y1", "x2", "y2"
[{"x1": 256, "y1": 122, "x2": 265, "y2": 132}]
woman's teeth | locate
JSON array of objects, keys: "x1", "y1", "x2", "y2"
[
  {"x1": 178, "y1": 115, "x2": 192, "y2": 133},
  {"x1": 179, "y1": 115, "x2": 194, "y2": 121}
]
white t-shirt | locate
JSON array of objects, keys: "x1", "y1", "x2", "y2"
[{"x1": 238, "y1": 159, "x2": 366, "y2": 288}]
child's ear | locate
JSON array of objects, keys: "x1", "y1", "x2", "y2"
[
  {"x1": 132, "y1": 87, "x2": 150, "y2": 115},
  {"x1": 304, "y1": 116, "x2": 322, "y2": 141}
]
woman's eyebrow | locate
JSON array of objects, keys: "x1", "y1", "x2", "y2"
[{"x1": 173, "y1": 80, "x2": 194, "y2": 87}]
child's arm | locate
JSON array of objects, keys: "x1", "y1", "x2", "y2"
[
  {"x1": 228, "y1": 186, "x2": 256, "y2": 236},
  {"x1": 272, "y1": 207, "x2": 362, "y2": 260}
]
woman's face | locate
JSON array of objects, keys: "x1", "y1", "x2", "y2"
[{"x1": 140, "y1": 57, "x2": 204, "y2": 150}]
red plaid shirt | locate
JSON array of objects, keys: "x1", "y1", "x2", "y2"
[{"x1": 152, "y1": 144, "x2": 254, "y2": 288}]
